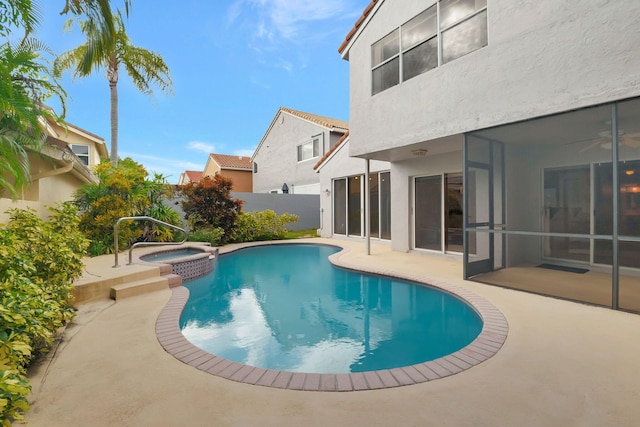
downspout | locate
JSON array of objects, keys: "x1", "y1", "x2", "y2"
[{"x1": 30, "y1": 160, "x2": 74, "y2": 181}]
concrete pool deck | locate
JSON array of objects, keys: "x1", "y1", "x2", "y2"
[{"x1": 26, "y1": 238, "x2": 640, "y2": 426}]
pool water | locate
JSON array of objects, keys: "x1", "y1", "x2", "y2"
[
  {"x1": 180, "y1": 244, "x2": 483, "y2": 374},
  {"x1": 141, "y1": 248, "x2": 204, "y2": 262}
]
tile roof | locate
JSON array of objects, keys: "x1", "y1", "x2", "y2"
[
  {"x1": 185, "y1": 170, "x2": 203, "y2": 181},
  {"x1": 209, "y1": 153, "x2": 252, "y2": 170},
  {"x1": 281, "y1": 107, "x2": 348, "y2": 132},
  {"x1": 314, "y1": 130, "x2": 349, "y2": 170},
  {"x1": 338, "y1": 0, "x2": 380, "y2": 54}
]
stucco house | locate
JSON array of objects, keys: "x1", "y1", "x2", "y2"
[
  {"x1": 252, "y1": 107, "x2": 348, "y2": 194},
  {"x1": 178, "y1": 170, "x2": 203, "y2": 186},
  {"x1": 202, "y1": 153, "x2": 252, "y2": 192},
  {"x1": 0, "y1": 116, "x2": 108, "y2": 223},
  {"x1": 332, "y1": 0, "x2": 640, "y2": 312}
]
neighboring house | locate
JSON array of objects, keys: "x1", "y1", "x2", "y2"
[
  {"x1": 336, "y1": 0, "x2": 640, "y2": 312},
  {"x1": 178, "y1": 170, "x2": 203, "y2": 186},
  {"x1": 314, "y1": 132, "x2": 391, "y2": 239},
  {"x1": 252, "y1": 107, "x2": 348, "y2": 194},
  {"x1": 203, "y1": 153, "x2": 252, "y2": 192},
  {"x1": 0, "y1": 116, "x2": 108, "y2": 223}
]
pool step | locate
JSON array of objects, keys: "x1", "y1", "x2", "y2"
[{"x1": 109, "y1": 276, "x2": 169, "y2": 300}]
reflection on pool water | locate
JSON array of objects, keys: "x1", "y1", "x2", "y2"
[{"x1": 180, "y1": 244, "x2": 483, "y2": 374}]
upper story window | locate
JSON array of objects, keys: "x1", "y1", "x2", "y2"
[
  {"x1": 371, "y1": 0, "x2": 487, "y2": 95},
  {"x1": 253, "y1": 162, "x2": 258, "y2": 173},
  {"x1": 297, "y1": 134, "x2": 323, "y2": 162},
  {"x1": 70, "y1": 144, "x2": 90, "y2": 165}
]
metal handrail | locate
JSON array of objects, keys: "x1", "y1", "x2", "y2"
[{"x1": 113, "y1": 216, "x2": 188, "y2": 267}]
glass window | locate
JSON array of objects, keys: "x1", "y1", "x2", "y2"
[
  {"x1": 371, "y1": 1, "x2": 487, "y2": 94},
  {"x1": 334, "y1": 179, "x2": 347, "y2": 235},
  {"x1": 402, "y1": 6, "x2": 437, "y2": 50},
  {"x1": 440, "y1": 0, "x2": 487, "y2": 29},
  {"x1": 403, "y1": 37, "x2": 438, "y2": 81},
  {"x1": 415, "y1": 175, "x2": 442, "y2": 251},
  {"x1": 71, "y1": 144, "x2": 90, "y2": 166},
  {"x1": 348, "y1": 176, "x2": 362, "y2": 236},
  {"x1": 442, "y1": 10, "x2": 488, "y2": 64},
  {"x1": 297, "y1": 136, "x2": 322, "y2": 162},
  {"x1": 369, "y1": 173, "x2": 380, "y2": 238},
  {"x1": 372, "y1": 57, "x2": 399, "y2": 95},
  {"x1": 380, "y1": 172, "x2": 391, "y2": 240},
  {"x1": 372, "y1": 29, "x2": 399, "y2": 67},
  {"x1": 543, "y1": 166, "x2": 591, "y2": 262}
]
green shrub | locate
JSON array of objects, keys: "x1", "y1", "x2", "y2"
[
  {"x1": 231, "y1": 210, "x2": 299, "y2": 243},
  {"x1": 187, "y1": 227, "x2": 224, "y2": 246},
  {"x1": 0, "y1": 203, "x2": 88, "y2": 424},
  {"x1": 74, "y1": 159, "x2": 182, "y2": 255},
  {"x1": 179, "y1": 175, "x2": 242, "y2": 243}
]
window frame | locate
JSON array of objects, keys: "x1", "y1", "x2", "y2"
[
  {"x1": 70, "y1": 144, "x2": 90, "y2": 166},
  {"x1": 296, "y1": 134, "x2": 323, "y2": 162},
  {"x1": 370, "y1": 0, "x2": 488, "y2": 95}
]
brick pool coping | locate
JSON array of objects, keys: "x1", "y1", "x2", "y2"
[{"x1": 155, "y1": 244, "x2": 508, "y2": 391}]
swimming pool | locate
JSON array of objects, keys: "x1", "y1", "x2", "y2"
[{"x1": 179, "y1": 244, "x2": 483, "y2": 374}]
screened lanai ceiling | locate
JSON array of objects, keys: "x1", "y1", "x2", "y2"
[{"x1": 472, "y1": 98, "x2": 640, "y2": 148}]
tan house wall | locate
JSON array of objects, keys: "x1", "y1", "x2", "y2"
[
  {"x1": 203, "y1": 162, "x2": 221, "y2": 177},
  {"x1": 0, "y1": 154, "x2": 83, "y2": 224},
  {"x1": 220, "y1": 170, "x2": 252, "y2": 192}
]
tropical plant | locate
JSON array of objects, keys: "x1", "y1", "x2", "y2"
[
  {"x1": 74, "y1": 158, "x2": 182, "y2": 255},
  {"x1": 55, "y1": 12, "x2": 173, "y2": 166},
  {"x1": 0, "y1": 35, "x2": 65, "y2": 198},
  {"x1": 179, "y1": 175, "x2": 243, "y2": 243},
  {"x1": 0, "y1": 0, "x2": 128, "y2": 197},
  {"x1": 231, "y1": 210, "x2": 299, "y2": 243},
  {"x1": 0, "y1": 202, "x2": 88, "y2": 425}
]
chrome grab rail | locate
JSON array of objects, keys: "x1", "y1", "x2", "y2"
[{"x1": 113, "y1": 216, "x2": 187, "y2": 267}]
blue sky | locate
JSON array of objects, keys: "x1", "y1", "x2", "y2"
[{"x1": 38, "y1": 0, "x2": 368, "y2": 183}]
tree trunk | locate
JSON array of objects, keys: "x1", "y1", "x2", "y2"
[{"x1": 108, "y1": 60, "x2": 119, "y2": 166}]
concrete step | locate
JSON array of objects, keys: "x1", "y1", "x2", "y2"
[
  {"x1": 74, "y1": 265, "x2": 162, "y2": 303},
  {"x1": 109, "y1": 276, "x2": 169, "y2": 300}
]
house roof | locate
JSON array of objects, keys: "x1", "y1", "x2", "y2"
[
  {"x1": 209, "y1": 153, "x2": 252, "y2": 170},
  {"x1": 41, "y1": 113, "x2": 109, "y2": 159},
  {"x1": 252, "y1": 107, "x2": 349, "y2": 162},
  {"x1": 184, "y1": 170, "x2": 203, "y2": 181},
  {"x1": 280, "y1": 107, "x2": 349, "y2": 133},
  {"x1": 338, "y1": 0, "x2": 380, "y2": 56},
  {"x1": 314, "y1": 131, "x2": 350, "y2": 171}
]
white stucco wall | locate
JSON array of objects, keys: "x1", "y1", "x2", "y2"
[
  {"x1": 346, "y1": 0, "x2": 640, "y2": 159},
  {"x1": 252, "y1": 110, "x2": 345, "y2": 194}
]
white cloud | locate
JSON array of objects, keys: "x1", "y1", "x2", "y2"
[
  {"x1": 119, "y1": 151, "x2": 204, "y2": 184},
  {"x1": 187, "y1": 141, "x2": 215, "y2": 153},
  {"x1": 229, "y1": 0, "x2": 360, "y2": 43}
]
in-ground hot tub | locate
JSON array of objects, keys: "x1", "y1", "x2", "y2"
[{"x1": 135, "y1": 244, "x2": 218, "y2": 282}]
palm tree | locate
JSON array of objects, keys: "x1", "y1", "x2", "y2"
[
  {"x1": 55, "y1": 13, "x2": 173, "y2": 166},
  {"x1": 60, "y1": 0, "x2": 132, "y2": 74},
  {"x1": 0, "y1": 0, "x2": 126, "y2": 196}
]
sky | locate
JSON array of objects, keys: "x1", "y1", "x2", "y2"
[{"x1": 37, "y1": 0, "x2": 370, "y2": 183}]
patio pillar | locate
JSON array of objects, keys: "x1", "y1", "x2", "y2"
[{"x1": 365, "y1": 158, "x2": 370, "y2": 255}]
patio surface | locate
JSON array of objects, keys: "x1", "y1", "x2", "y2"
[{"x1": 26, "y1": 238, "x2": 640, "y2": 426}]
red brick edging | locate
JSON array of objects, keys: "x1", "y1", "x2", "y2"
[{"x1": 155, "y1": 248, "x2": 508, "y2": 392}]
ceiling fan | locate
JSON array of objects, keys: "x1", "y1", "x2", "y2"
[{"x1": 578, "y1": 129, "x2": 640, "y2": 152}]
